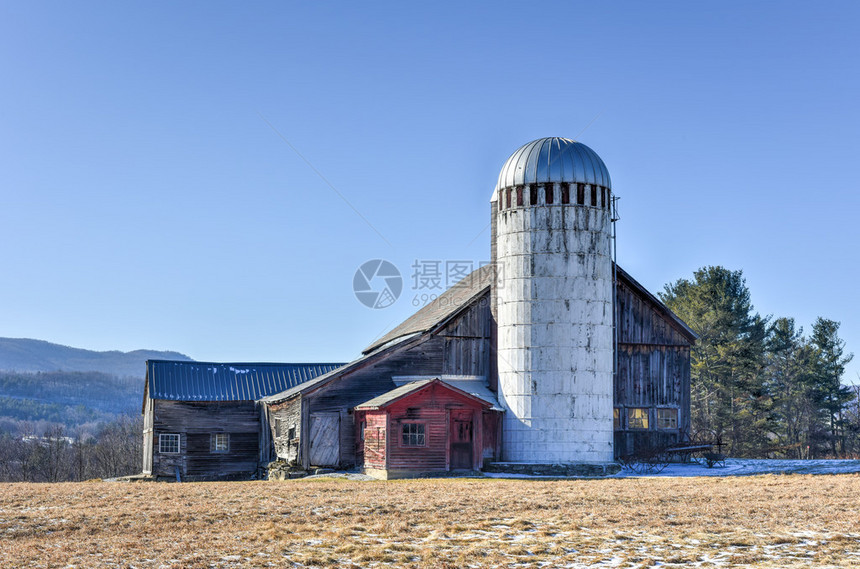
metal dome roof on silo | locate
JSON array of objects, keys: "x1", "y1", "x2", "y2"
[{"x1": 496, "y1": 137, "x2": 611, "y2": 191}]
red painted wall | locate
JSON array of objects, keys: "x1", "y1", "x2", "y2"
[
  {"x1": 383, "y1": 382, "x2": 485, "y2": 472},
  {"x1": 360, "y1": 411, "x2": 387, "y2": 469}
]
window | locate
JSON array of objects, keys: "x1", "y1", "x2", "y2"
[
  {"x1": 657, "y1": 408, "x2": 678, "y2": 430},
  {"x1": 211, "y1": 433, "x2": 229, "y2": 453},
  {"x1": 287, "y1": 427, "x2": 296, "y2": 440},
  {"x1": 359, "y1": 421, "x2": 366, "y2": 441},
  {"x1": 159, "y1": 433, "x2": 180, "y2": 454},
  {"x1": 613, "y1": 408, "x2": 621, "y2": 430},
  {"x1": 401, "y1": 423, "x2": 425, "y2": 446},
  {"x1": 628, "y1": 408, "x2": 649, "y2": 430}
]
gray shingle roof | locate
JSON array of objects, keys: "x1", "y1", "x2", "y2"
[
  {"x1": 146, "y1": 360, "x2": 345, "y2": 402},
  {"x1": 259, "y1": 334, "x2": 420, "y2": 404},
  {"x1": 363, "y1": 264, "x2": 494, "y2": 354}
]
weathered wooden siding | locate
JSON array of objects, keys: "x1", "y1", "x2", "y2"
[
  {"x1": 142, "y1": 396, "x2": 154, "y2": 474},
  {"x1": 616, "y1": 279, "x2": 690, "y2": 346},
  {"x1": 614, "y1": 277, "x2": 693, "y2": 457},
  {"x1": 151, "y1": 400, "x2": 260, "y2": 479},
  {"x1": 268, "y1": 396, "x2": 302, "y2": 463},
  {"x1": 304, "y1": 336, "x2": 446, "y2": 467},
  {"x1": 437, "y1": 292, "x2": 492, "y2": 338},
  {"x1": 481, "y1": 410, "x2": 501, "y2": 462},
  {"x1": 338, "y1": 409, "x2": 355, "y2": 466},
  {"x1": 438, "y1": 292, "x2": 492, "y2": 378},
  {"x1": 186, "y1": 432, "x2": 258, "y2": 476},
  {"x1": 615, "y1": 345, "x2": 689, "y2": 407},
  {"x1": 308, "y1": 413, "x2": 340, "y2": 466}
]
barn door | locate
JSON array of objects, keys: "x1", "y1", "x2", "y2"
[
  {"x1": 450, "y1": 410, "x2": 474, "y2": 470},
  {"x1": 309, "y1": 413, "x2": 340, "y2": 467}
]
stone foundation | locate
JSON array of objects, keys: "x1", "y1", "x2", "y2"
[{"x1": 484, "y1": 462, "x2": 621, "y2": 477}]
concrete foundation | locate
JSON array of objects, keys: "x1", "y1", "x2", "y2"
[{"x1": 484, "y1": 461, "x2": 621, "y2": 477}]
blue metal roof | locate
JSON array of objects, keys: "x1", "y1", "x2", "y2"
[{"x1": 146, "y1": 360, "x2": 346, "y2": 402}]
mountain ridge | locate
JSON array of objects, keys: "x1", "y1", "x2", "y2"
[{"x1": 0, "y1": 337, "x2": 192, "y2": 378}]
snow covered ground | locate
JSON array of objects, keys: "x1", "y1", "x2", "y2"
[
  {"x1": 306, "y1": 459, "x2": 860, "y2": 481},
  {"x1": 481, "y1": 458, "x2": 860, "y2": 479},
  {"x1": 620, "y1": 458, "x2": 860, "y2": 477}
]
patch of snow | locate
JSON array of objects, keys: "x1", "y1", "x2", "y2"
[{"x1": 612, "y1": 458, "x2": 860, "y2": 478}]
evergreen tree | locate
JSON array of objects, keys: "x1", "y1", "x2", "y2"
[
  {"x1": 810, "y1": 318, "x2": 854, "y2": 456},
  {"x1": 660, "y1": 266, "x2": 769, "y2": 456},
  {"x1": 765, "y1": 317, "x2": 820, "y2": 458}
]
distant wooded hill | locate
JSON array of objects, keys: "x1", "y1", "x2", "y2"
[
  {"x1": 0, "y1": 370, "x2": 140, "y2": 427},
  {"x1": 0, "y1": 338, "x2": 192, "y2": 434},
  {"x1": 0, "y1": 337, "x2": 191, "y2": 378}
]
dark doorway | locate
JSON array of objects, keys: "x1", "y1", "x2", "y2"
[{"x1": 450, "y1": 410, "x2": 474, "y2": 470}]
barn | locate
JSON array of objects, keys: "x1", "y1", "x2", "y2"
[
  {"x1": 142, "y1": 137, "x2": 697, "y2": 480},
  {"x1": 259, "y1": 137, "x2": 697, "y2": 478},
  {"x1": 142, "y1": 360, "x2": 343, "y2": 480}
]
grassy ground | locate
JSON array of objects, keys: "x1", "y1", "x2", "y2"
[{"x1": 1, "y1": 475, "x2": 859, "y2": 568}]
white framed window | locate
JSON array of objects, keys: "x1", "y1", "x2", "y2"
[
  {"x1": 159, "y1": 433, "x2": 180, "y2": 454},
  {"x1": 401, "y1": 423, "x2": 425, "y2": 447},
  {"x1": 657, "y1": 408, "x2": 678, "y2": 430},
  {"x1": 627, "y1": 408, "x2": 649, "y2": 430},
  {"x1": 211, "y1": 433, "x2": 229, "y2": 453}
]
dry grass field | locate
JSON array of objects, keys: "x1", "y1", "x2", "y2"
[{"x1": 2, "y1": 475, "x2": 860, "y2": 568}]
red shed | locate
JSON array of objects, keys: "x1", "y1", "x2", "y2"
[{"x1": 354, "y1": 378, "x2": 501, "y2": 479}]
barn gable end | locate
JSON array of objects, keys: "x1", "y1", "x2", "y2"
[{"x1": 614, "y1": 267, "x2": 696, "y2": 458}]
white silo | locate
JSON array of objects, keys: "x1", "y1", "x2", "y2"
[{"x1": 491, "y1": 137, "x2": 615, "y2": 465}]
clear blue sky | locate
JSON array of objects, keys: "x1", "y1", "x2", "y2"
[{"x1": 1, "y1": 2, "x2": 858, "y2": 381}]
